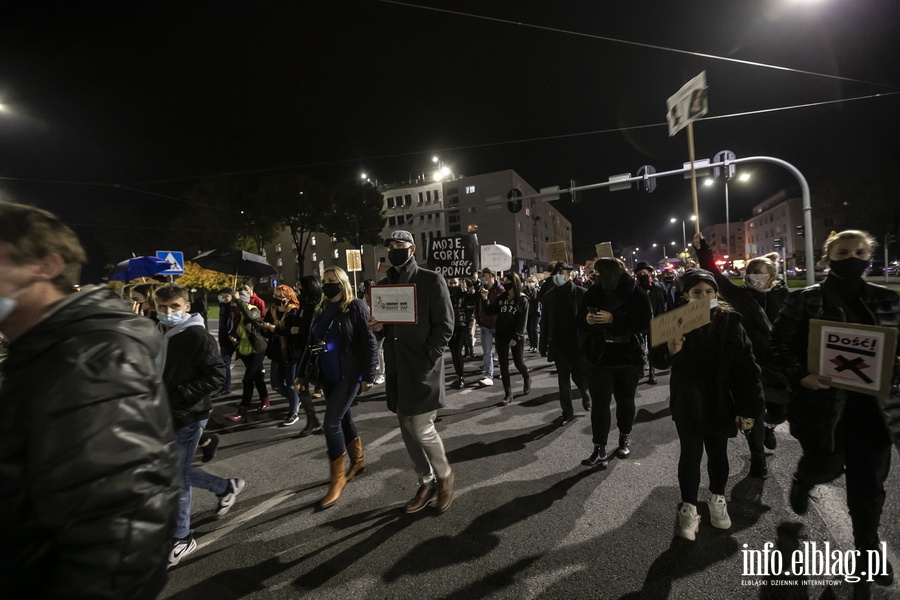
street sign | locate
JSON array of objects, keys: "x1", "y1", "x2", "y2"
[
  {"x1": 507, "y1": 188, "x2": 523, "y2": 213},
  {"x1": 539, "y1": 186, "x2": 560, "y2": 201},
  {"x1": 155, "y1": 250, "x2": 184, "y2": 275}
]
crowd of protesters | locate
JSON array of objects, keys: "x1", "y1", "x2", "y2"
[{"x1": 2, "y1": 204, "x2": 897, "y2": 597}]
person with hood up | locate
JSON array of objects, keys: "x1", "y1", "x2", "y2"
[
  {"x1": 578, "y1": 258, "x2": 651, "y2": 469},
  {"x1": 153, "y1": 284, "x2": 245, "y2": 568},
  {"x1": 633, "y1": 261, "x2": 665, "y2": 385},
  {"x1": 650, "y1": 269, "x2": 763, "y2": 542}
]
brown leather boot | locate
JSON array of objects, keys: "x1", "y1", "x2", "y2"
[
  {"x1": 319, "y1": 453, "x2": 348, "y2": 509},
  {"x1": 346, "y1": 437, "x2": 366, "y2": 481},
  {"x1": 403, "y1": 485, "x2": 437, "y2": 513},
  {"x1": 435, "y1": 471, "x2": 455, "y2": 513}
]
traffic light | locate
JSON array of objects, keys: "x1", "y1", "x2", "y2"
[
  {"x1": 796, "y1": 225, "x2": 804, "y2": 237},
  {"x1": 773, "y1": 237, "x2": 782, "y2": 250},
  {"x1": 507, "y1": 188, "x2": 523, "y2": 213}
]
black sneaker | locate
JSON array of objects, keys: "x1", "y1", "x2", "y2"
[
  {"x1": 201, "y1": 434, "x2": 220, "y2": 463},
  {"x1": 789, "y1": 476, "x2": 811, "y2": 515},
  {"x1": 168, "y1": 536, "x2": 197, "y2": 568},
  {"x1": 449, "y1": 377, "x2": 464, "y2": 390},
  {"x1": 764, "y1": 426, "x2": 777, "y2": 450},
  {"x1": 216, "y1": 478, "x2": 246, "y2": 517},
  {"x1": 281, "y1": 414, "x2": 300, "y2": 427}
]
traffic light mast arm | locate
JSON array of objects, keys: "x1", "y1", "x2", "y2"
[{"x1": 499, "y1": 155, "x2": 814, "y2": 285}]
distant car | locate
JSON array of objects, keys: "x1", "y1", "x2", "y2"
[{"x1": 867, "y1": 261, "x2": 886, "y2": 276}]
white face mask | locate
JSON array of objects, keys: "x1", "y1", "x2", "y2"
[
  {"x1": 745, "y1": 274, "x2": 769, "y2": 290},
  {"x1": 687, "y1": 296, "x2": 718, "y2": 309},
  {"x1": 0, "y1": 283, "x2": 33, "y2": 325}
]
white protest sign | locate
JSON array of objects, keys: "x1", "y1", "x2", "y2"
[
  {"x1": 595, "y1": 242, "x2": 614, "y2": 259},
  {"x1": 480, "y1": 244, "x2": 512, "y2": 272},
  {"x1": 370, "y1": 284, "x2": 418, "y2": 324},
  {"x1": 666, "y1": 71, "x2": 708, "y2": 137},
  {"x1": 346, "y1": 249, "x2": 362, "y2": 272},
  {"x1": 649, "y1": 297, "x2": 711, "y2": 347},
  {"x1": 807, "y1": 320, "x2": 897, "y2": 397}
]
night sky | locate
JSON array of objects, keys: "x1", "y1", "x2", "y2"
[{"x1": 1, "y1": 0, "x2": 898, "y2": 274}]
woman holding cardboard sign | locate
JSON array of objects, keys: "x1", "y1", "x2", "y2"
[
  {"x1": 771, "y1": 230, "x2": 899, "y2": 586},
  {"x1": 649, "y1": 268, "x2": 763, "y2": 542}
]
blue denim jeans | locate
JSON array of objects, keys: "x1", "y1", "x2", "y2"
[
  {"x1": 322, "y1": 379, "x2": 360, "y2": 461},
  {"x1": 480, "y1": 326, "x2": 495, "y2": 378},
  {"x1": 271, "y1": 360, "x2": 300, "y2": 417},
  {"x1": 174, "y1": 419, "x2": 229, "y2": 539}
]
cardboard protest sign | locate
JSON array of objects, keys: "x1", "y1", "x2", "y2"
[
  {"x1": 666, "y1": 71, "x2": 708, "y2": 137},
  {"x1": 649, "y1": 297, "x2": 711, "y2": 347},
  {"x1": 427, "y1": 234, "x2": 479, "y2": 278},
  {"x1": 595, "y1": 242, "x2": 614, "y2": 259},
  {"x1": 807, "y1": 319, "x2": 897, "y2": 397},
  {"x1": 480, "y1": 244, "x2": 512, "y2": 272},
  {"x1": 345, "y1": 249, "x2": 362, "y2": 272},
  {"x1": 370, "y1": 284, "x2": 418, "y2": 324},
  {"x1": 547, "y1": 241, "x2": 569, "y2": 263}
]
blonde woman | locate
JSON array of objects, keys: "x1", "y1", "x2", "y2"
[
  {"x1": 296, "y1": 267, "x2": 377, "y2": 508},
  {"x1": 771, "y1": 230, "x2": 898, "y2": 586}
]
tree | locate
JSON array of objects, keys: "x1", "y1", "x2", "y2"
[
  {"x1": 327, "y1": 179, "x2": 386, "y2": 248},
  {"x1": 257, "y1": 173, "x2": 329, "y2": 276},
  {"x1": 177, "y1": 261, "x2": 234, "y2": 291},
  {"x1": 186, "y1": 176, "x2": 282, "y2": 254}
]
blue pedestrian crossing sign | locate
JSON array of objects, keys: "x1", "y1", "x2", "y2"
[{"x1": 156, "y1": 250, "x2": 185, "y2": 275}]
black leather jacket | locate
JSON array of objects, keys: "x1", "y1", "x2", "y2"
[
  {"x1": 0, "y1": 286, "x2": 179, "y2": 599},
  {"x1": 770, "y1": 277, "x2": 900, "y2": 450}
]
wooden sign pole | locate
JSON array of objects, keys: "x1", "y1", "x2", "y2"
[{"x1": 687, "y1": 122, "x2": 701, "y2": 236}]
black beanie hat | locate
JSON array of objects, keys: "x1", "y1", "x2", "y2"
[{"x1": 678, "y1": 268, "x2": 719, "y2": 293}]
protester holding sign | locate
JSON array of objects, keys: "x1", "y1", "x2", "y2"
[
  {"x1": 771, "y1": 230, "x2": 899, "y2": 586},
  {"x1": 649, "y1": 269, "x2": 763, "y2": 542},
  {"x1": 578, "y1": 258, "x2": 651, "y2": 469},
  {"x1": 694, "y1": 234, "x2": 790, "y2": 479}
]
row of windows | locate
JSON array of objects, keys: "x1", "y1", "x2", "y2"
[{"x1": 386, "y1": 190, "x2": 441, "y2": 209}]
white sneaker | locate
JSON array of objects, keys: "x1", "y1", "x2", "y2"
[
  {"x1": 374, "y1": 375, "x2": 385, "y2": 385},
  {"x1": 478, "y1": 377, "x2": 494, "y2": 387},
  {"x1": 216, "y1": 478, "x2": 246, "y2": 517},
  {"x1": 707, "y1": 494, "x2": 732, "y2": 529},
  {"x1": 675, "y1": 503, "x2": 700, "y2": 541},
  {"x1": 168, "y1": 536, "x2": 197, "y2": 568}
]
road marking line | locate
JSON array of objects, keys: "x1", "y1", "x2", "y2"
[
  {"x1": 196, "y1": 489, "x2": 295, "y2": 551},
  {"x1": 367, "y1": 427, "x2": 402, "y2": 450}
]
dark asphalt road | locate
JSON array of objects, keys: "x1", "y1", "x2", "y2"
[{"x1": 160, "y1": 336, "x2": 900, "y2": 600}]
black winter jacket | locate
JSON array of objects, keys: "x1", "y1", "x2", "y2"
[
  {"x1": 770, "y1": 276, "x2": 900, "y2": 451},
  {"x1": 157, "y1": 314, "x2": 226, "y2": 429},
  {"x1": 651, "y1": 308, "x2": 765, "y2": 437},
  {"x1": 539, "y1": 281, "x2": 586, "y2": 360},
  {"x1": 578, "y1": 274, "x2": 651, "y2": 368},
  {"x1": 696, "y1": 238, "x2": 790, "y2": 392},
  {"x1": 264, "y1": 306, "x2": 302, "y2": 362},
  {"x1": 0, "y1": 286, "x2": 179, "y2": 600},
  {"x1": 299, "y1": 298, "x2": 378, "y2": 385}
]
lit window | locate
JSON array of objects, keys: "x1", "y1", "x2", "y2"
[
  {"x1": 465, "y1": 185, "x2": 475, "y2": 194},
  {"x1": 262, "y1": 250, "x2": 267, "y2": 258},
  {"x1": 311, "y1": 236, "x2": 316, "y2": 246},
  {"x1": 525, "y1": 207, "x2": 532, "y2": 217},
  {"x1": 312, "y1": 252, "x2": 316, "y2": 262},
  {"x1": 276, "y1": 243, "x2": 282, "y2": 252},
  {"x1": 332, "y1": 234, "x2": 337, "y2": 242},
  {"x1": 277, "y1": 258, "x2": 283, "y2": 267},
  {"x1": 333, "y1": 249, "x2": 339, "y2": 259},
  {"x1": 468, "y1": 224, "x2": 478, "y2": 232}
]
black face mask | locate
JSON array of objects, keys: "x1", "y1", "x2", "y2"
[
  {"x1": 322, "y1": 282, "x2": 343, "y2": 299},
  {"x1": 663, "y1": 276, "x2": 675, "y2": 284},
  {"x1": 388, "y1": 247, "x2": 411, "y2": 267},
  {"x1": 828, "y1": 257, "x2": 869, "y2": 281},
  {"x1": 636, "y1": 274, "x2": 652, "y2": 289}
]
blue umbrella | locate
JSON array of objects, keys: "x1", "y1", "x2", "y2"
[{"x1": 108, "y1": 256, "x2": 173, "y2": 282}]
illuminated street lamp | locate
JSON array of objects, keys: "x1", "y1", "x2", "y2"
[{"x1": 670, "y1": 215, "x2": 697, "y2": 251}]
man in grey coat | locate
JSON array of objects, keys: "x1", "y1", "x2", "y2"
[{"x1": 369, "y1": 230, "x2": 455, "y2": 514}]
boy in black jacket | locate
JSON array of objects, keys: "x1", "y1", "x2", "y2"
[{"x1": 154, "y1": 285, "x2": 245, "y2": 568}]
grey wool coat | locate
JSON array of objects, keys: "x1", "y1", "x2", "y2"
[{"x1": 378, "y1": 257, "x2": 454, "y2": 416}]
